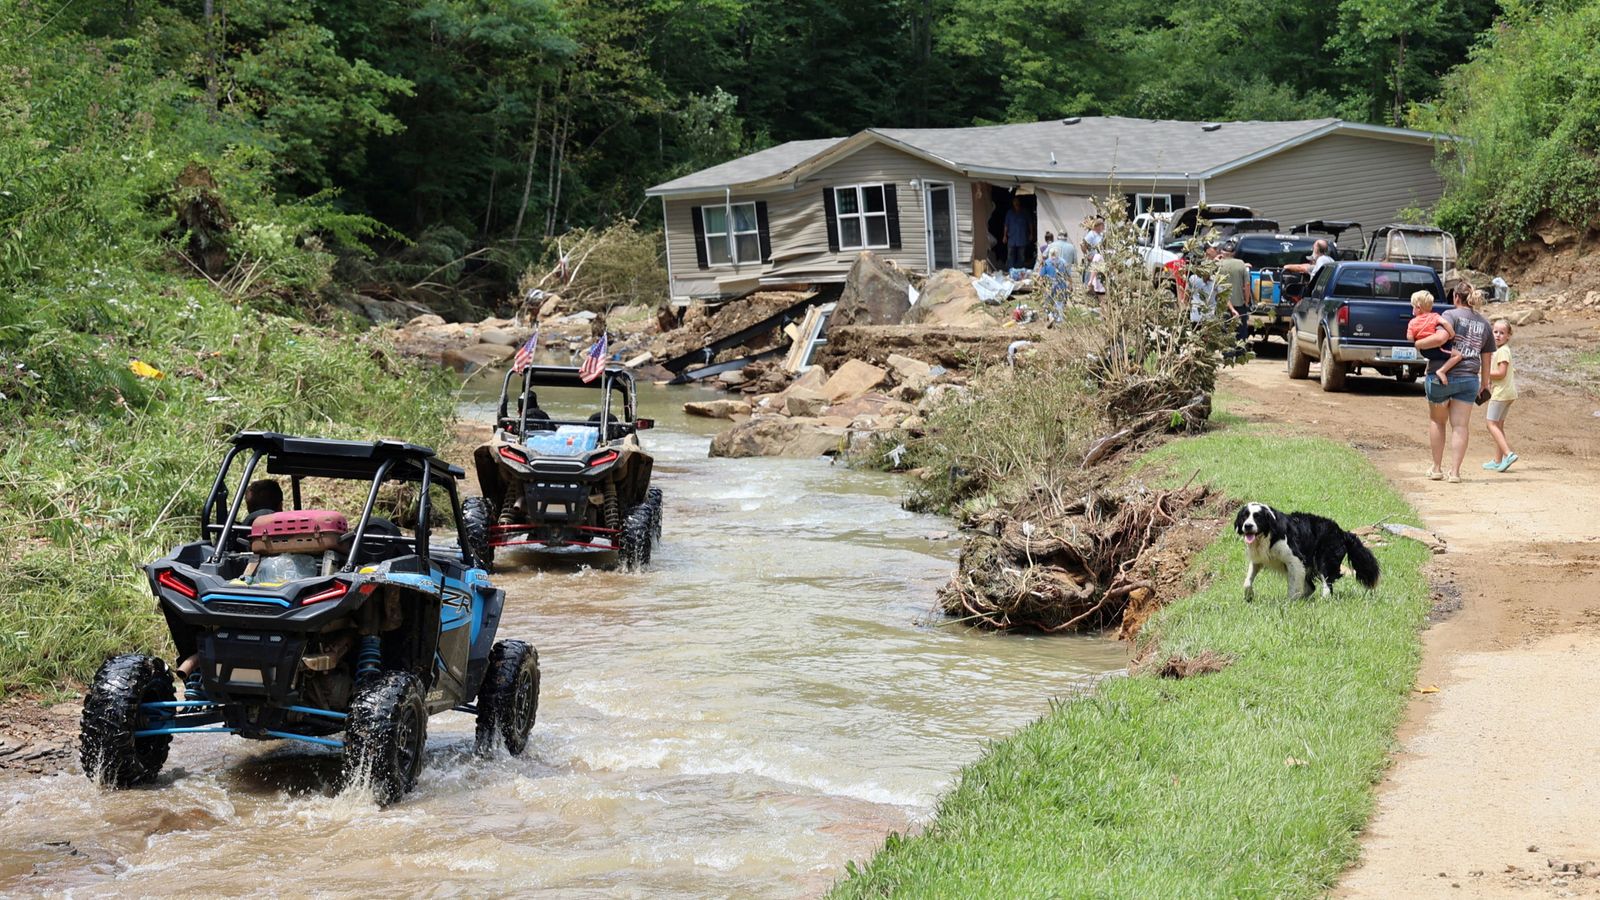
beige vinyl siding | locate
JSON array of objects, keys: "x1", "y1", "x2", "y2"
[
  {"x1": 663, "y1": 144, "x2": 976, "y2": 298},
  {"x1": 1204, "y1": 134, "x2": 1444, "y2": 233}
]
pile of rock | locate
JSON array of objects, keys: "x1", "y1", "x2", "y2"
[
  {"x1": 386, "y1": 299, "x2": 656, "y2": 374},
  {"x1": 695, "y1": 354, "x2": 963, "y2": 459}
]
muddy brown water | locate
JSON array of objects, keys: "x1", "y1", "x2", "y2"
[{"x1": 0, "y1": 376, "x2": 1125, "y2": 897}]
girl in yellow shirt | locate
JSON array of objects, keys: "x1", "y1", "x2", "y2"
[{"x1": 1484, "y1": 319, "x2": 1518, "y2": 472}]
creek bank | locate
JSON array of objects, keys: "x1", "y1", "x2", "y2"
[{"x1": 831, "y1": 426, "x2": 1437, "y2": 897}]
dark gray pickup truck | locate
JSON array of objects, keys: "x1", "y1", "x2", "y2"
[{"x1": 1287, "y1": 261, "x2": 1447, "y2": 392}]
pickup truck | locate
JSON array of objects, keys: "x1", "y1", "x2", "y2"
[{"x1": 1287, "y1": 261, "x2": 1447, "y2": 392}]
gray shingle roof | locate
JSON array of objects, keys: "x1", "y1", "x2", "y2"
[
  {"x1": 646, "y1": 117, "x2": 1439, "y2": 195},
  {"x1": 647, "y1": 138, "x2": 845, "y2": 194},
  {"x1": 873, "y1": 116, "x2": 1340, "y2": 178}
]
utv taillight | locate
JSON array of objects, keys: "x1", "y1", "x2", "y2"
[
  {"x1": 157, "y1": 569, "x2": 198, "y2": 599},
  {"x1": 300, "y1": 581, "x2": 349, "y2": 606},
  {"x1": 587, "y1": 450, "x2": 619, "y2": 468},
  {"x1": 499, "y1": 447, "x2": 528, "y2": 464}
]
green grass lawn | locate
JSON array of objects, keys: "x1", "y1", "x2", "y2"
[{"x1": 831, "y1": 424, "x2": 1432, "y2": 898}]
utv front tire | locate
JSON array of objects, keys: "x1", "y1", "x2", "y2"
[
  {"x1": 618, "y1": 504, "x2": 653, "y2": 568},
  {"x1": 342, "y1": 671, "x2": 427, "y2": 806},
  {"x1": 646, "y1": 488, "x2": 664, "y2": 541},
  {"x1": 79, "y1": 654, "x2": 176, "y2": 787},
  {"x1": 462, "y1": 496, "x2": 495, "y2": 573},
  {"x1": 474, "y1": 640, "x2": 540, "y2": 756}
]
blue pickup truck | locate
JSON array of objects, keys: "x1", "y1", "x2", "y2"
[{"x1": 1287, "y1": 261, "x2": 1447, "y2": 391}]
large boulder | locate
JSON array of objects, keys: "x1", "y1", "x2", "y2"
[
  {"x1": 821, "y1": 359, "x2": 889, "y2": 403},
  {"x1": 478, "y1": 326, "x2": 524, "y2": 347},
  {"x1": 684, "y1": 399, "x2": 752, "y2": 419},
  {"x1": 902, "y1": 269, "x2": 991, "y2": 327},
  {"x1": 441, "y1": 343, "x2": 515, "y2": 373},
  {"x1": 783, "y1": 387, "x2": 830, "y2": 418},
  {"x1": 833, "y1": 252, "x2": 911, "y2": 326},
  {"x1": 708, "y1": 418, "x2": 845, "y2": 458}
]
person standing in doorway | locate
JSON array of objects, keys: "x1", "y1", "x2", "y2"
[{"x1": 1002, "y1": 197, "x2": 1032, "y2": 272}]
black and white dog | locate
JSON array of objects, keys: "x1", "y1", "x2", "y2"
[{"x1": 1233, "y1": 502, "x2": 1381, "y2": 601}]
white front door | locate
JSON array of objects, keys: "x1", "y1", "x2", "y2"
[{"x1": 924, "y1": 182, "x2": 956, "y2": 271}]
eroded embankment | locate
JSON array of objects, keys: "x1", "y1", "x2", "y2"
[{"x1": 831, "y1": 419, "x2": 1434, "y2": 897}]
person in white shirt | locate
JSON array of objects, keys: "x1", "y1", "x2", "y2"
[{"x1": 1284, "y1": 239, "x2": 1334, "y2": 277}]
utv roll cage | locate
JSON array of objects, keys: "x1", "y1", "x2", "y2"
[
  {"x1": 493, "y1": 365, "x2": 650, "y2": 440},
  {"x1": 199, "y1": 431, "x2": 475, "y2": 571}
]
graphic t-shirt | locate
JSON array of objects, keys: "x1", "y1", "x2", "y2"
[{"x1": 1432, "y1": 307, "x2": 1496, "y2": 377}]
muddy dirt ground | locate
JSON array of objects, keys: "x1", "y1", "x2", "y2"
[{"x1": 1223, "y1": 315, "x2": 1600, "y2": 898}]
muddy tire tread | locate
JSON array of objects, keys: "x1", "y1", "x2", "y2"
[
  {"x1": 475, "y1": 640, "x2": 540, "y2": 756},
  {"x1": 79, "y1": 653, "x2": 176, "y2": 787},
  {"x1": 342, "y1": 671, "x2": 428, "y2": 806}
]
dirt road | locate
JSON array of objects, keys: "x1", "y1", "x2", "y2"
[{"x1": 1221, "y1": 322, "x2": 1600, "y2": 898}]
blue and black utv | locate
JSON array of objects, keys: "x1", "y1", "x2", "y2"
[{"x1": 78, "y1": 432, "x2": 540, "y2": 805}]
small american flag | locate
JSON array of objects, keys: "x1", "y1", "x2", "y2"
[
  {"x1": 511, "y1": 330, "x2": 538, "y2": 373},
  {"x1": 578, "y1": 332, "x2": 608, "y2": 383}
]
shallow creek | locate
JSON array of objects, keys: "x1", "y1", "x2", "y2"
[{"x1": 0, "y1": 378, "x2": 1125, "y2": 897}]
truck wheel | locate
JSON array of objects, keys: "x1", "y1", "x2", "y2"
[
  {"x1": 618, "y1": 504, "x2": 652, "y2": 569},
  {"x1": 1319, "y1": 337, "x2": 1347, "y2": 392},
  {"x1": 342, "y1": 671, "x2": 427, "y2": 806},
  {"x1": 646, "y1": 488, "x2": 664, "y2": 541},
  {"x1": 462, "y1": 496, "x2": 494, "y2": 573},
  {"x1": 1286, "y1": 330, "x2": 1311, "y2": 379},
  {"x1": 79, "y1": 654, "x2": 176, "y2": 787},
  {"x1": 475, "y1": 640, "x2": 540, "y2": 756}
]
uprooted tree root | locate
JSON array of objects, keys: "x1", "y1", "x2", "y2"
[{"x1": 939, "y1": 482, "x2": 1212, "y2": 633}]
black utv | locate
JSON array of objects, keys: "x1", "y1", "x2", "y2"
[
  {"x1": 79, "y1": 432, "x2": 540, "y2": 805},
  {"x1": 469, "y1": 365, "x2": 662, "y2": 570}
]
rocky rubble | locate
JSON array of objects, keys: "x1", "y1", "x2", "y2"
[
  {"x1": 701, "y1": 353, "x2": 964, "y2": 459},
  {"x1": 385, "y1": 298, "x2": 656, "y2": 374}
]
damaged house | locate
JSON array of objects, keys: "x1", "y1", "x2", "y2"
[{"x1": 646, "y1": 116, "x2": 1449, "y2": 302}]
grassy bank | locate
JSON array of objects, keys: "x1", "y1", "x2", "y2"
[
  {"x1": 832, "y1": 417, "x2": 1432, "y2": 897},
  {"x1": 0, "y1": 278, "x2": 454, "y2": 695}
]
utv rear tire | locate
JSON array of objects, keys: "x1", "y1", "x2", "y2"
[
  {"x1": 462, "y1": 496, "x2": 495, "y2": 573},
  {"x1": 1286, "y1": 330, "x2": 1311, "y2": 380},
  {"x1": 1319, "y1": 337, "x2": 1347, "y2": 392},
  {"x1": 79, "y1": 654, "x2": 176, "y2": 787},
  {"x1": 618, "y1": 505, "x2": 652, "y2": 569},
  {"x1": 342, "y1": 671, "x2": 427, "y2": 806},
  {"x1": 474, "y1": 641, "x2": 540, "y2": 756}
]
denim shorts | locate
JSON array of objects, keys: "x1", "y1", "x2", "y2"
[{"x1": 1425, "y1": 372, "x2": 1480, "y2": 404}]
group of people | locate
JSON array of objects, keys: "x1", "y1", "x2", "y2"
[
  {"x1": 1181, "y1": 239, "x2": 1254, "y2": 355},
  {"x1": 1406, "y1": 282, "x2": 1519, "y2": 482},
  {"x1": 1000, "y1": 196, "x2": 1108, "y2": 293}
]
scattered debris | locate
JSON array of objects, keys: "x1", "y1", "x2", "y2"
[
  {"x1": 1147, "y1": 649, "x2": 1234, "y2": 679},
  {"x1": 1353, "y1": 522, "x2": 1448, "y2": 553}
]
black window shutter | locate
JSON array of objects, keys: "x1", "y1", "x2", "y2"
[
  {"x1": 755, "y1": 201, "x2": 772, "y2": 262},
  {"x1": 1170, "y1": 193, "x2": 1186, "y2": 211},
  {"x1": 884, "y1": 184, "x2": 901, "y2": 250},
  {"x1": 1123, "y1": 194, "x2": 1138, "y2": 218},
  {"x1": 690, "y1": 206, "x2": 708, "y2": 269},
  {"x1": 823, "y1": 189, "x2": 839, "y2": 252}
]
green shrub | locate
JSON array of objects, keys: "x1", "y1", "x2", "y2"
[{"x1": 1419, "y1": 0, "x2": 1600, "y2": 251}]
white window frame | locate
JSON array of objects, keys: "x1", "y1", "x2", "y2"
[
  {"x1": 833, "y1": 183, "x2": 891, "y2": 251},
  {"x1": 701, "y1": 202, "x2": 761, "y2": 267},
  {"x1": 1134, "y1": 193, "x2": 1176, "y2": 216}
]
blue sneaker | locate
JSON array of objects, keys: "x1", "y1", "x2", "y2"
[
  {"x1": 1483, "y1": 459, "x2": 1501, "y2": 470},
  {"x1": 1498, "y1": 451, "x2": 1518, "y2": 472}
]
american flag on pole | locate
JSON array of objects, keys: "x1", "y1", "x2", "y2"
[
  {"x1": 511, "y1": 330, "x2": 538, "y2": 373},
  {"x1": 578, "y1": 332, "x2": 608, "y2": 383}
]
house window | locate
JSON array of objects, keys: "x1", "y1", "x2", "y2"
[
  {"x1": 702, "y1": 203, "x2": 761, "y2": 266},
  {"x1": 1134, "y1": 193, "x2": 1176, "y2": 216},
  {"x1": 833, "y1": 185, "x2": 891, "y2": 250}
]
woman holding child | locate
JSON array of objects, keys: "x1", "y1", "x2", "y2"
[{"x1": 1413, "y1": 282, "x2": 1496, "y2": 483}]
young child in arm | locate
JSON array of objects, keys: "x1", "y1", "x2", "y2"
[{"x1": 1407, "y1": 290, "x2": 1461, "y2": 384}]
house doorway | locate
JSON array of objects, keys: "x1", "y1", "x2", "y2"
[
  {"x1": 984, "y1": 185, "x2": 1036, "y2": 271},
  {"x1": 924, "y1": 182, "x2": 956, "y2": 271}
]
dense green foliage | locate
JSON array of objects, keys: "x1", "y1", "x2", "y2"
[
  {"x1": 1420, "y1": 0, "x2": 1600, "y2": 250},
  {"x1": 12, "y1": 0, "x2": 1500, "y2": 263},
  {"x1": 833, "y1": 422, "x2": 1432, "y2": 897},
  {"x1": 0, "y1": 9, "x2": 453, "y2": 693}
]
